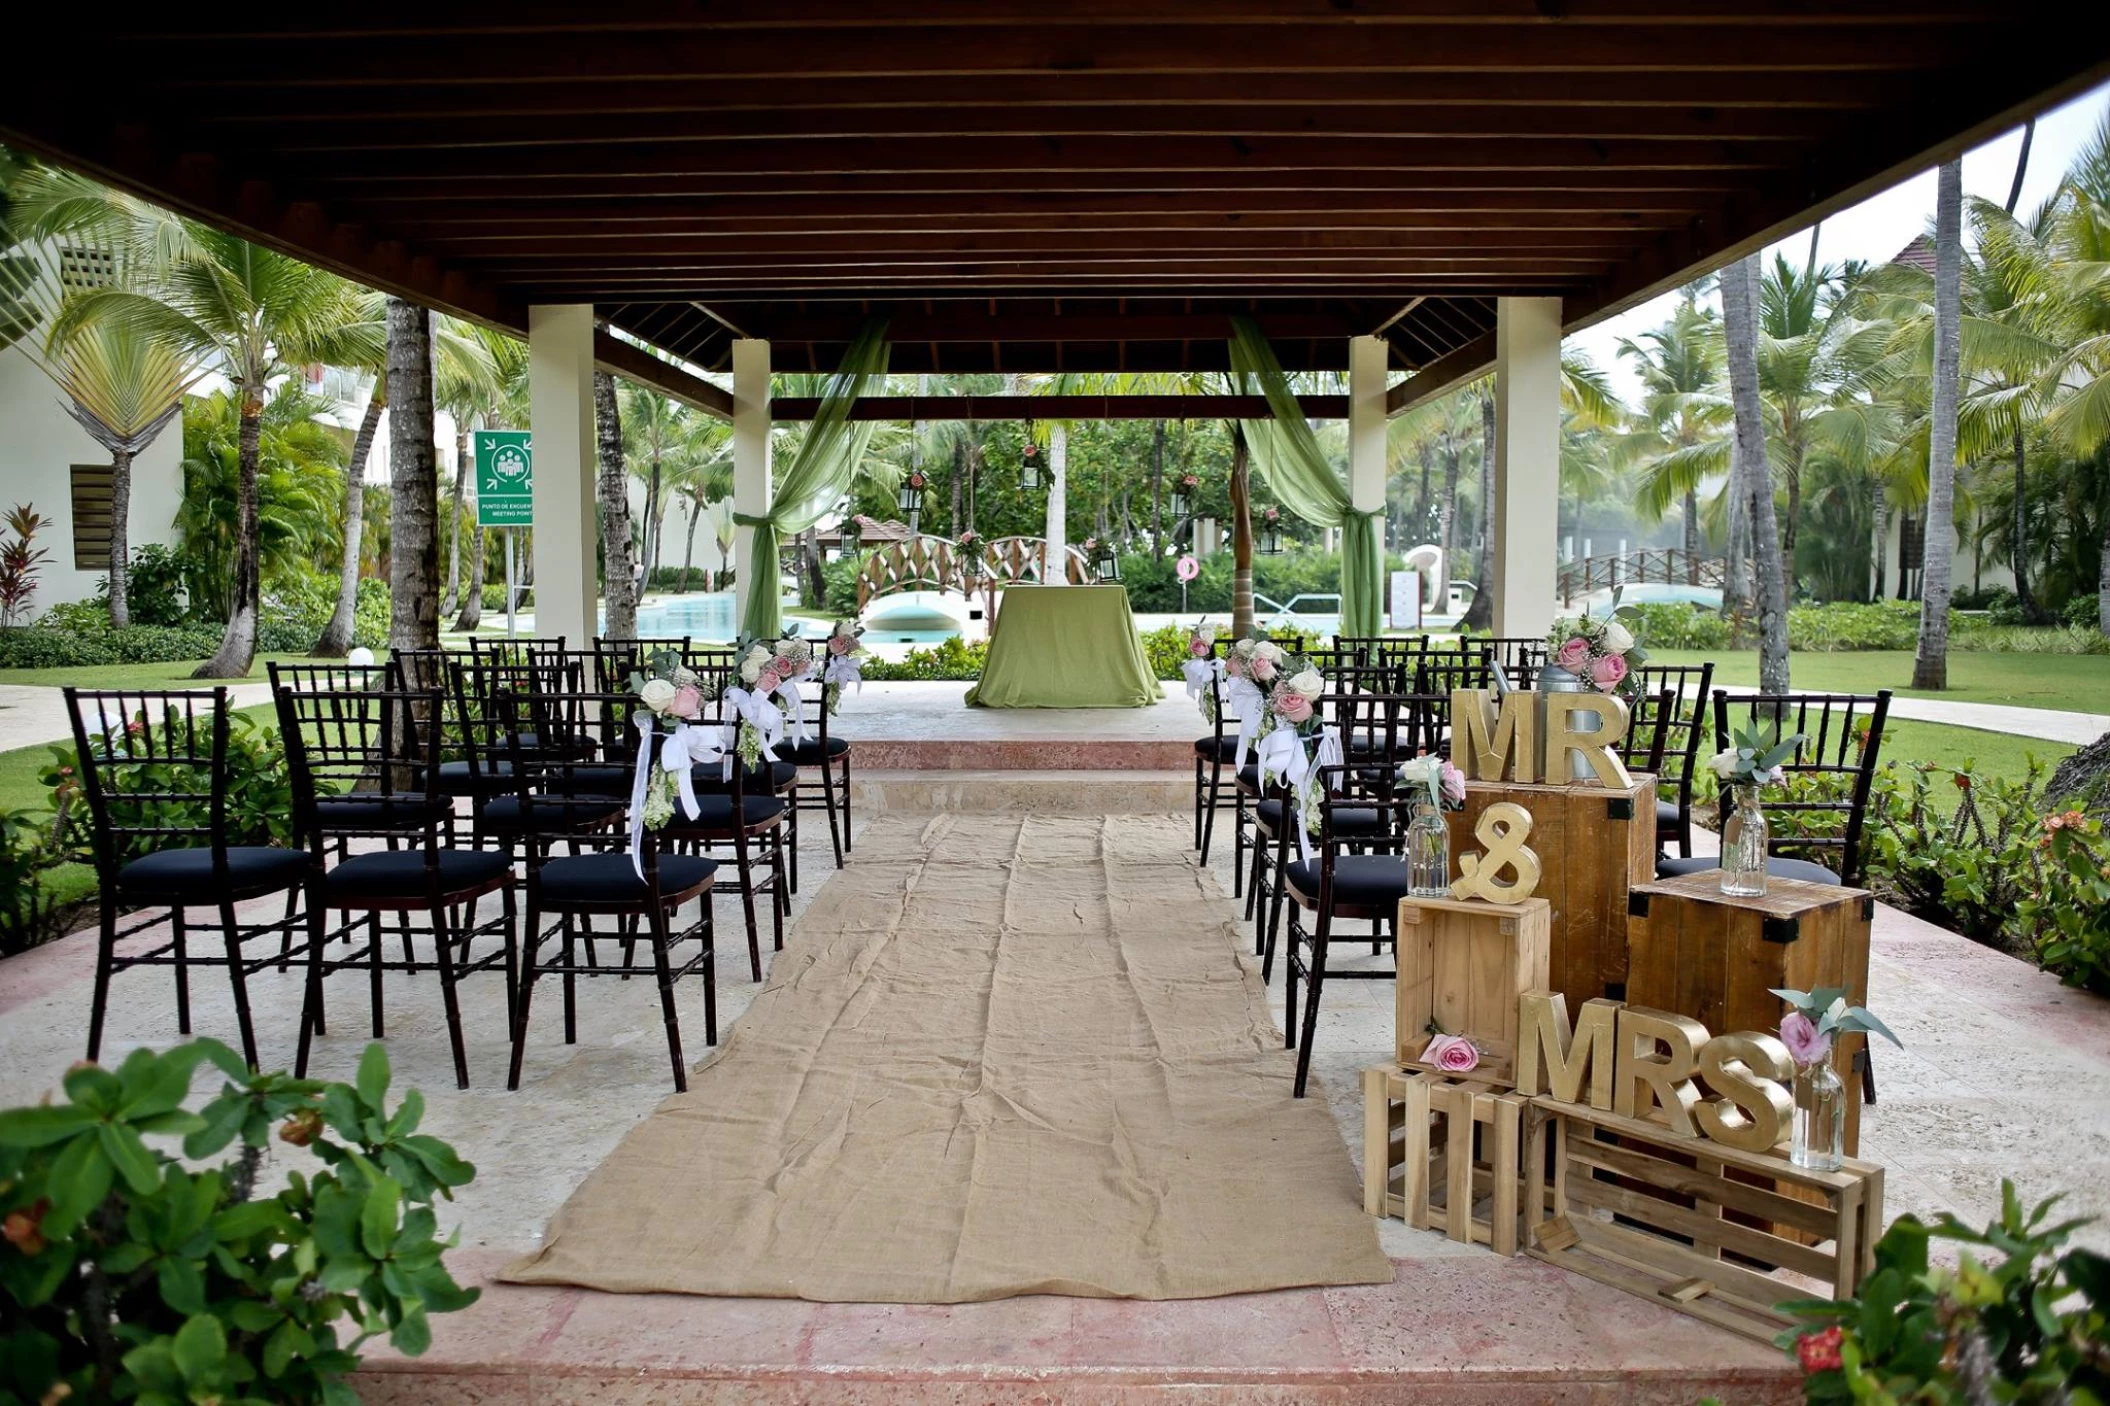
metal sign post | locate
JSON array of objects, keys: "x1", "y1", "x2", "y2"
[{"x1": 474, "y1": 430, "x2": 532, "y2": 639}]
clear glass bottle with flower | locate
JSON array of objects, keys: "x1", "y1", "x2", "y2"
[
  {"x1": 1706, "y1": 720, "x2": 1806, "y2": 896},
  {"x1": 1774, "y1": 985, "x2": 1900, "y2": 1171},
  {"x1": 1396, "y1": 753, "x2": 1467, "y2": 896}
]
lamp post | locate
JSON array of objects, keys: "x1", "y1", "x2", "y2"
[{"x1": 898, "y1": 470, "x2": 927, "y2": 533}]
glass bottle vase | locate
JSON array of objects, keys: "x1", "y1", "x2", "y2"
[
  {"x1": 1719, "y1": 784, "x2": 1769, "y2": 896},
  {"x1": 1791, "y1": 1058, "x2": 1845, "y2": 1172},
  {"x1": 1407, "y1": 801, "x2": 1451, "y2": 897}
]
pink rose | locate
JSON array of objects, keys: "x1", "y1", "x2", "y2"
[
  {"x1": 755, "y1": 670, "x2": 782, "y2": 694},
  {"x1": 770, "y1": 654, "x2": 797, "y2": 678},
  {"x1": 1555, "y1": 636, "x2": 1592, "y2": 672},
  {"x1": 1188, "y1": 637, "x2": 1211, "y2": 658},
  {"x1": 1250, "y1": 656, "x2": 1276, "y2": 683},
  {"x1": 1224, "y1": 655, "x2": 1246, "y2": 680},
  {"x1": 1427, "y1": 1034, "x2": 1480, "y2": 1074},
  {"x1": 669, "y1": 685, "x2": 702, "y2": 719},
  {"x1": 1274, "y1": 691, "x2": 1312, "y2": 725},
  {"x1": 1440, "y1": 761, "x2": 1466, "y2": 805},
  {"x1": 1591, "y1": 653, "x2": 1628, "y2": 689},
  {"x1": 828, "y1": 634, "x2": 854, "y2": 656},
  {"x1": 1779, "y1": 1011, "x2": 1831, "y2": 1067}
]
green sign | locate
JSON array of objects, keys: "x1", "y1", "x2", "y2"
[{"x1": 474, "y1": 430, "x2": 532, "y2": 527}]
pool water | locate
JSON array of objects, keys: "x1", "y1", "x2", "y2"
[{"x1": 622, "y1": 592, "x2": 962, "y2": 646}]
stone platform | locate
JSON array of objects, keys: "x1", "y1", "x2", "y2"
[{"x1": 830, "y1": 679, "x2": 1197, "y2": 770}]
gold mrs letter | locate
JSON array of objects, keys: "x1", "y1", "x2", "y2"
[
  {"x1": 1695, "y1": 1032, "x2": 1795, "y2": 1153},
  {"x1": 1451, "y1": 688, "x2": 1538, "y2": 783},
  {"x1": 1516, "y1": 991, "x2": 1622, "y2": 1107}
]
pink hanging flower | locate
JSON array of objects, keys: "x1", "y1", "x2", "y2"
[
  {"x1": 1554, "y1": 636, "x2": 1593, "y2": 672},
  {"x1": 1591, "y1": 653, "x2": 1628, "y2": 689},
  {"x1": 755, "y1": 670, "x2": 782, "y2": 694},
  {"x1": 1188, "y1": 636, "x2": 1212, "y2": 659},
  {"x1": 828, "y1": 633, "x2": 855, "y2": 656},
  {"x1": 1779, "y1": 1011, "x2": 1831, "y2": 1068},
  {"x1": 770, "y1": 654, "x2": 797, "y2": 678},
  {"x1": 1440, "y1": 760, "x2": 1467, "y2": 806},
  {"x1": 1249, "y1": 655, "x2": 1276, "y2": 683}
]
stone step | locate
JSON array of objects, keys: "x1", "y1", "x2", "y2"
[
  {"x1": 851, "y1": 768, "x2": 1189, "y2": 813},
  {"x1": 849, "y1": 738, "x2": 1192, "y2": 771}
]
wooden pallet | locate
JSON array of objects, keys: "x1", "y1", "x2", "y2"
[
  {"x1": 1362, "y1": 1067, "x2": 1526, "y2": 1256},
  {"x1": 1523, "y1": 1097, "x2": 1883, "y2": 1344},
  {"x1": 1395, "y1": 895, "x2": 1550, "y2": 1088}
]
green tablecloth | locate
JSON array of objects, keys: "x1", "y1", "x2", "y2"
[{"x1": 964, "y1": 584, "x2": 1161, "y2": 709}]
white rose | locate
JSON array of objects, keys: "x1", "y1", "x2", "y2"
[
  {"x1": 1287, "y1": 669, "x2": 1325, "y2": 699},
  {"x1": 740, "y1": 659, "x2": 762, "y2": 683},
  {"x1": 1254, "y1": 641, "x2": 1286, "y2": 665},
  {"x1": 1707, "y1": 748, "x2": 1739, "y2": 780},
  {"x1": 1602, "y1": 621, "x2": 1634, "y2": 654},
  {"x1": 639, "y1": 679, "x2": 679, "y2": 711}
]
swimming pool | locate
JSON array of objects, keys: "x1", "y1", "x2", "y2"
[{"x1": 623, "y1": 592, "x2": 962, "y2": 646}]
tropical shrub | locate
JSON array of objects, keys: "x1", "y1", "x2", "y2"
[
  {"x1": 1787, "y1": 601, "x2": 1921, "y2": 652},
  {"x1": 0, "y1": 504, "x2": 52, "y2": 627},
  {"x1": 479, "y1": 584, "x2": 530, "y2": 612},
  {"x1": 1864, "y1": 759, "x2": 2053, "y2": 954},
  {"x1": 1779, "y1": 1182, "x2": 2108, "y2": 1403},
  {"x1": 1616, "y1": 598, "x2": 2108, "y2": 654},
  {"x1": 2023, "y1": 810, "x2": 2110, "y2": 997},
  {"x1": 41, "y1": 706, "x2": 295, "y2": 861},
  {"x1": 861, "y1": 636, "x2": 989, "y2": 682},
  {"x1": 1623, "y1": 601, "x2": 1733, "y2": 651},
  {"x1": 0, "y1": 808, "x2": 64, "y2": 956},
  {"x1": 0, "y1": 622, "x2": 226, "y2": 670},
  {"x1": 0, "y1": 1041, "x2": 479, "y2": 1406},
  {"x1": 97, "y1": 544, "x2": 194, "y2": 627}
]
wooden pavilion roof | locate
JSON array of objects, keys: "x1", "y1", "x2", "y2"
[{"x1": 5, "y1": 3, "x2": 2105, "y2": 410}]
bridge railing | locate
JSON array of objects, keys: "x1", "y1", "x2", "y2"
[
  {"x1": 1557, "y1": 548, "x2": 1725, "y2": 606},
  {"x1": 855, "y1": 535, "x2": 1090, "y2": 613}
]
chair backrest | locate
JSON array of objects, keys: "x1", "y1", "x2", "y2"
[
  {"x1": 1304, "y1": 644, "x2": 1372, "y2": 687},
  {"x1": 1332, "y1": 634, "x2": 1427, "y2": 671},
  {"x1": 492, "y1": 686, "x2": 642, "y2": 837},
  {"x1": 1325, "y1": 687, "x2": 1445, "y2": 768},
  {"x1": 592, "y1": 637, "x2": 693, "y2": 693},
  {"x1": 63, "y1": 688, "x2": 232, "y2": 879},
  {"x1": 1413, "y1": 649, "x2": 1493, "y2": 698},
  {"x1": 1475, "y1": 636, "x2": 1548, "y2": 690},
  {"x1": 468, "y1": 635, "x2": 565, "y2": 667},
  {"x1": 274, "y1": 683, "x2": 446, "y2": 852},
  {"x1": 682, "y1": 645, "x2": 741, "y2": 697},
  {"x1": 1710, "y1": 688, "x2": 1893, "y2": 886},
  {"x1": 389, "y1": 646, "x2": 464, "y2": 694},
  {"x1": 269, "y1": 661, "x2": 401, "y2": 695},
  {"x1": 1632, "y1": 661, "x2": 1715, "y2": 811},
  {"x1": 1616, "y1": 686, "x2": 1678, "y2": 777}
]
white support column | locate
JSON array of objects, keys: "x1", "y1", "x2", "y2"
[
  {"x1": 527, "y1": 304, "x2": 597, "y2": 644},
  {"x1": 1044, "y1": 422, "x2": 1068, "y2": 584},
  {"x1": 731, "y1": 339, "x2": 773, "y2": 628},
  {"x1": 1492, "y1": 296, "x2": 1563, "y2": 638},
  {"x1": 1348, "y1": 334, "x2": 1388, "y2": 551}
]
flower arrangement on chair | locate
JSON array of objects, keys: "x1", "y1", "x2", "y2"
[
  {"x1": 1184, "y1": 619, "x2": 1222, "y2": 715},
  {"x1": 1218, "y1": 635, "x2": 1287, "y2": 767},
  {"x1": 727, "y1": 637, "x2": 819, "y2": 768},
  {"x1": 1254, "y1": 663, "x2": 1337, "y2": 852},
  {"x1": 1544, "y1": 613, "x2": 1648, "y2": 701},
  {"x1": 955, "y1": 529, "x2": 984, "y2": 580},
  {"x1": 820, "y1": 620, "x2": 868, "y2": 713},
  {"x1": 626, "y1": 649, "x2": 722, "y2": 844}
]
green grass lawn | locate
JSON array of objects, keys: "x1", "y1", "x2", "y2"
[
  {"x1": 0, "y1": 654, "x2": 308, "y2": 689},
  {"x1": 1645, "y1": 649, "x2": 2110, "y2": 713}
]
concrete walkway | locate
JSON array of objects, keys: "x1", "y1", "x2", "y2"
[
  {"x1": 1710, "y1": 683, "x2": 2108, "y2": 747},
  {"x1": 0, "y1": 682, "x2": 277, "y2": 753}
]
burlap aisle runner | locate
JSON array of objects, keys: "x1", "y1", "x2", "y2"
[{"x1": 503, "y1": 813, "x2": 1392, "y2": 1302}]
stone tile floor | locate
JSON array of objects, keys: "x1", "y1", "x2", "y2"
[{"x1": 3, "y1": 779, "x2": 2106, "y2": 1400}]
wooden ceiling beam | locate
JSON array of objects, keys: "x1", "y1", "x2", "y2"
[
  {"x1": 768, "y1": 393, "x2": 1352, "y2": 423},
  {"x1": 281, "y1": 136, "x2": 1791, "y2": 183},
  {"x1": 592, "y1": 331, "x2": 733, "y2": 419},
  {"x1": 737, "y1": 311, "x2": 1367, "y2": 342},
  {"x1": 473, "y1": 253, "x2": 1620, "y2": 275},
  {"x1": 131, "y1": 23, "x2": 1994, "y2": 85},
  {"x1": 407, "y1": 229, "x2": 1657, "y2": 254},
  {"x1": 1384, "y1": 331, "x2": 1497, "y2": 415},
  {"x1": 241, "y1": 105, "x2": 1835, "y2": 154},
  {"x1": 177, "y1": 70, "x2": 1913, "y2": 124}
]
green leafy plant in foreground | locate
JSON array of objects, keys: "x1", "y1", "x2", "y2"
[
  {"x1": 0, "y1": 1041, "x2": 478, "y2": 1405},
  {"x1": 1779, "y1": 1181, "x2": 2110, "y2": 1403}
]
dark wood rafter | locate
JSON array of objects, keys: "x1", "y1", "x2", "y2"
[
  {"x1": 770, "y1": 394, "x2": 1351, "y2": 422},
  {"x1": 592, "y1": 332, "x2": 734, "y2": 420},
  {"x1": 0, "y1": 3, "x2": 2101, "y2": 391}
]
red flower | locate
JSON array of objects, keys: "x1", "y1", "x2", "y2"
[
  {"x1": 2, "y1": 1199, "x2": 50, "y2": 1256},
  {"x1": 1953, "y1": 772, "x2": 1971, "y2": 790},
  {"x1": 1795, "y1": 1326, "x2": 1844, "y2": 1374},
  {"x1": 278, "y1": 1108, "x2": 324, "y2": 1148}
]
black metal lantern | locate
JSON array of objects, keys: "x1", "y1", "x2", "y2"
[
  {"x1": 897, "y1": 468, "x2": 927, "y2": 525},
  {"x1": 1168, "y1": 477, "x2": 1194, "y2": 519},
  {"x1": 1018, "y1": 427, "x2": 1043, "y2": 492},
  {"x1": 1257, "y1": 511, "x2": 1285, "y2": 556},
  {"x1": 1090, "y1": 538, "x2": 1121, "y2": 583},
  {"x1": 838, "y1": 515, "x2": 863, "y2": 553}
]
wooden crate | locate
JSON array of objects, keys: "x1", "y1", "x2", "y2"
[
  {"x1": 1523, "y1": 1097, "x2": 1883, "y2": 1344},
  {"x1": 1626, "y1": 870, "x2": 1873, "y2": 1155},
  {"x1": 1362, "y1": 1067, "x2": 1526, "y2": 1256},
  {"x1": 1442, "y1": 775, "x2": 1656, "y2": 1005},
  {"x1": 1396, "y1": 894, "x2": 1551, "y2": 1087}
]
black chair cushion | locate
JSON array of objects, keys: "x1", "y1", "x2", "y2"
[
  {"x1": 1237, "y1": 763, "x2": 1262, "y2": 793},
  {"x1": 1656, "y1": 798, "x2": 1682, "y2": 826},
  {"x1": 1285, "y1": 854, "x2": 1411, "y2": 908},
  {"x1": 434, "y1": 759, "x2": 513, "y2": 793},
  {"x1": 1193, "y1": 735, "x2": 1239, "y2": 762},
  {"x1": 551, "y1": 764, "x2": 634, "y2": 798},
  {"x1": 118, "y1": 846, "x2": 309, "y2": 899},
  {"x1": 689, "y1": 760, "x2": 798, "y2": 794},
  {"x1": 667, "y1": 794, "x2": 788, "y2": 832},
  {"x1": 1655, "y1": 854, "x2": 1843, "y2": 885},
  {"x1": 535, "y1": 852, "x2": 718, "y2": 907},
  {"x1": 1256, "y1": 800, "x2": 1384, "y2": 837},
  {"x1": 314, "y1": 794, "x2": 450, "y2": 833},
  {"x1": 322, "y1": 848, "x2": 512, "y2": 902},
  {"x1": 783, "y1": 735, "x2": 850, "y2": 763},
  {"x1": 478, "y1": 795, "x2": 626, "y2": 831}
]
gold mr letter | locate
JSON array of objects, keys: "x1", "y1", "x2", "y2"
[
  {"x1": 1451, "y1": 688, "x2": 1538, "y2": 783},
  {"x1": 1543, "y1": 691, "x2": 1633, "y2": 789}
]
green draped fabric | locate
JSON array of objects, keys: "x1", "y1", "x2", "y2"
[
  {"x1": 1226, "y1": 315, "x2": 1383, "y2": 640},
  {"x1": 735, "y1": 318, "x2": 891, "y2": 640}
]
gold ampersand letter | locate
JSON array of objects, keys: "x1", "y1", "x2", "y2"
[{"x1": 1449, "y1": 801, "x2": 1543, "y2": 904}]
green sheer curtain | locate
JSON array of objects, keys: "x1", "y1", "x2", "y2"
[
  {"x1": 1225, "y1": 315, "x2": 1382, "y2": 639},
  {"x1": 735, "y1": 318, "x2": 891, "y2": 640}
]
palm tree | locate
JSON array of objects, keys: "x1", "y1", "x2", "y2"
[
  {"x1": 668, "y1": 415, "x2": 733, "y2": 594},
  {"x1": 596, "y1": 370, "x2": 640, "y2": 640},
  {"x1": 2, "y1": 166, "x2": 214, "y2": 626},
  {"x1": 176, "y1": 387, "x2": 346, "y2": 620},
  {"x1": 1913, "y1": 161, "x2": 1966, "y2": 690},
  {"x1": 385, "y1": 299, "x2": 445, "y2": 654},
  {"x1": 2036, "y1": 113, "x2": 2110, "y2": 633},
  {"x1": 1617, "y1": 295, "x2": 1729, "y2": 568},
  {"x1": 1722, "y1": 253, "x2": 1791, "y2": 692},
  {"x1": 55, "y1": 214, "x2": 383, "y2": 675},
  {"x1": 620, "y1": 384, "x2": 691, "y2": 585}
]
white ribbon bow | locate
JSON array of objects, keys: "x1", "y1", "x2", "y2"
[
  {"x1": 1224, "y1": 676, "x2": 1266, "y2": 769},
  {"x1": 722, "y1": 686, "x2": 785, "y2": 780},
  {"x1": 627, "y1": 714, "x2": 729, "y2": 876},
  {"x1": 1181, "y1": 656, "x2": 1218, "y2": 703},
  {"x1": 823, "y1": 654, "x2": 864, "y2": 692},
  {"x1": 1255, "y1": 724, "x2": 1343, "y2": 866},
  {"x1": 773, "y1": 676, "x2": 810, "y2": 746}
]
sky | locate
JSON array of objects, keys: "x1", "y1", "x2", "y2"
[{"x1": 1569, "y1": 79, "x2": 2110, "y2": 406}]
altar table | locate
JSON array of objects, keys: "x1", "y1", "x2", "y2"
[{"x1": 963, "y1": 584, "x2": 1160, "y2": 709}]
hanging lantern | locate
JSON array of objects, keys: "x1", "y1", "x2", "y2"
[
  {"x1": 838, "y1": 515, "x2": 864, "y2": 553},
  {"x1": 1168, "y1": 472, "x2": 1199, "y2": 520},
  {"x1": 957, "y1": 530, "x2": 984, "y2": 580},
  {"x1": 897, "y1": 469, "x2": 927, "y2": 522},
  {"x1": 1018, "y1": 424, "x2": 1043, "y2": 492},
  {"x1": 1258, "y1": 507, "x2": 1284, "y2": 556},
  {"x1": 1090, "y1": 537, "x2": 1121, "y2": 583}
]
